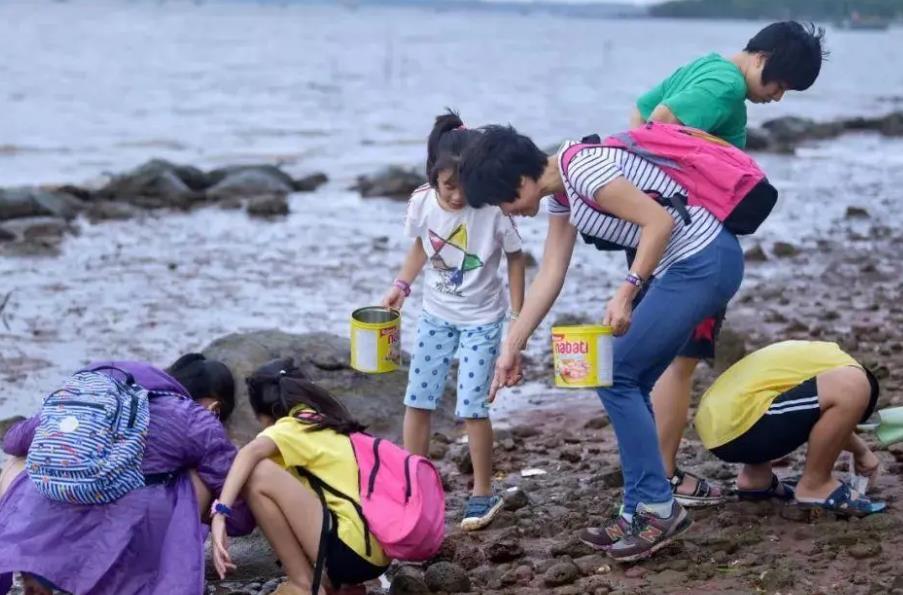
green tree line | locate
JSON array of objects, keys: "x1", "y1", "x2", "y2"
[{"x1": 650, "y1": 0, "x2": 903, "y2": 20}]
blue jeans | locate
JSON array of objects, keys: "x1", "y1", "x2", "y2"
[{"x1": 598, "y1": 228, "x2": 744, "y2": 514}]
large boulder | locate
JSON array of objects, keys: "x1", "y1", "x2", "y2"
[
  {"x1": 354, "y1": 166, "x2": 426, "y2": 200},
  {"x1": 206, "y1": 168, "x2": 294, "y2": 202},
  {"x1": 292, "y1": 172, "x2": 329, "y2": 192},
  {"x1": 95, "y1": 159, "x2": 205, "y2": 209},
  {"x1": 206, "y1": 164, "x2": 296, "y2": 190},
  {"x1": 201, "y1": 330, "x2": 456, "y2": 445},
  {"x1": 0, "y1": 187, "x2": 84, "y2": 221}
]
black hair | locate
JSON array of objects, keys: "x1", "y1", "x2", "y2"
[
  {"x1": 458, "y1": 124, "x2": 548, "y2": 209},
  {"x1": 166, "y1": 353, "x2": 236, "y2": 421},
  {"x1": 246, "y1": 357, "x2": 366, "y2": 435},
  {"x1": 425, "y1": 109, "x2": 482, "y2": 187},
  {"x1": 744, "y1": 21, "x2": 828, "y2": 91}
]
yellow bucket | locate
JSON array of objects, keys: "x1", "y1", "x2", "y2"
[
  {"x1": 350, "y1": 307, "x2": 400, "y2": 374},
  {"x1": 551, "y1": 325, "x2": 613, "y2": 388}
]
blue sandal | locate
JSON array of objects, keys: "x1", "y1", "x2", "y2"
[
  {"x1": 796, "y1": 482, "x2": 886, "y2": 517},
  {"x1": 736, "y1": 474, "x2": 795, "y2": 502}
]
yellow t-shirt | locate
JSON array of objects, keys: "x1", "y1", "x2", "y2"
[
  {"x1": 260, "y1": 413, "x2": 390, "y2": 567},
  {"x1": 695, "y1": 341, "x2": 861, "y2": 449}
]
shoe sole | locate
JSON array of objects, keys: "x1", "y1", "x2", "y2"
[
  {"x1": 460, "y1": 498, "x2": 505, "y2": 531},
  {"x1": 607, "y1": 516, "x2": 694, "y2": 563},
  {"x1": 675, "y1": 494, "x2": 727, "y2": 508}
]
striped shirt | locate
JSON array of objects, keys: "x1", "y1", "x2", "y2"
[{"x1": 547, "y1": 141, "x2": 723, "y2": 276}]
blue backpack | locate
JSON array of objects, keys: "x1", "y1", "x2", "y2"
[{"x1": 26, "y1": 366, "x2": 155, "y2": 504}]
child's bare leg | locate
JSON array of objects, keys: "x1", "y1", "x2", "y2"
[
  {"x1": 244, "y1": 459, "x2": 330, "y2": 595},
  {"x1": 796, "y1": 367, "x2": 871, "y2": 500},
  {"x1": 188, "y1": 469, "x2": 212, "y2": 522},
  {"x1": 736, "y1": 462, "x2": 774, "y2": 491},
  {"x1": 0, "y1": 456, "x2": 25, "y2": 497},
  {"x1": 465, "y1": 419, "x2": 493, "y2": 497},
  {"x1": 403, "y1": 407, "x2": 432, "y2": 457}
]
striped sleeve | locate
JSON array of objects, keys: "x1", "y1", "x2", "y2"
[
  {"x1": 566, "y1": 148, "x2": 624, "y2": 203},
  {"x1": 545, "y1": 194, "x2": 571, "y2": 216}
]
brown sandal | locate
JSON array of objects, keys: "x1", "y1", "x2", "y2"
[{"x1": 669, "y1": 468, "x2": 725, "y2": 507}]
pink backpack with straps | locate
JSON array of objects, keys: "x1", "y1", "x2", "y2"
[
  {"x1": 348, "y1": 432, "x2": 445, "y2": 560},
  {"x1": 558, "y1": 122, "x2": 777, "y2": 235}
]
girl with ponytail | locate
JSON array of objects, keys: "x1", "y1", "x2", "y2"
[{"x1": 380, "y1": 110, "x2": 526, "y2": 531}]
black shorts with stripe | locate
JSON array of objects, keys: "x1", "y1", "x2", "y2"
[{"x1": 711, "y1": 372, "x2": 879, "y2": 465}]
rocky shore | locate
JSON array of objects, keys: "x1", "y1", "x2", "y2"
[{"x1": 3, "y1": 116, "x2": 903, "y2": 594}]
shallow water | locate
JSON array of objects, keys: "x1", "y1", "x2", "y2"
[{"x1": 2, "y1": 1, "x2": 903, "y2": 418}]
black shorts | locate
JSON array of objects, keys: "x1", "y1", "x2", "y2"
[
  {"x1": 711, "y1": 372, "x2": 879, "y2": 465},
  {"x1": 325, "y1": 513, "x2": 388, "y2": 588}
]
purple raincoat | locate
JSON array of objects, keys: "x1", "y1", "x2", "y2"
[{"x1": 0, "y1": 361, "x2": 254, "y2": 595}]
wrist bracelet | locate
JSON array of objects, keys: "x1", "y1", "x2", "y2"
[
  {"x1": 210, "y1": 499, "x2": 233, "y2": 519},
  {"x1": 625, "y1": 272, "x2": 645, "y2": 289},
  {"x1": 393, "y1": 279, "x2": 411, "y2": 297},
  {"x1": 510, "y1": 311, "x2": 519, "y2": 321}
]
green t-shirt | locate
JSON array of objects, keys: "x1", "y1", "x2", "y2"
[{"x1": 636, "y1": 53, "x2": 748, "y2": 148}]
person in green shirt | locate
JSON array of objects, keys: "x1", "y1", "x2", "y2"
[
  {"x1": 630, "y1": 21, "x2": 827, "y2": 149},
  {"x1": 628, "y1": 21, "x2": 827, "y2": 508}
]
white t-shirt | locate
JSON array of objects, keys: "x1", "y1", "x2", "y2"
[{"x1": 405, "y1": 185, "x2": 522, "y2": 326}]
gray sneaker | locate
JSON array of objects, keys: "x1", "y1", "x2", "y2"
[
  {"x1": 460, "y1": 495, "x2": 504, "y2": 531},
  {"x1": 607, "y1": 501, "x2": 692, "y2": 562}
]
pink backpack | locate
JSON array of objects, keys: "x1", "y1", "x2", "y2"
[
  {"x1": 559, "y1": 122, "x2": 777, "y2": 235},
  {"x1": 293, "y1": 419, "x2": 445, "y2": 593},
  {"x1": 348, "y1": 433, "x2": 446, "y2": 560}
]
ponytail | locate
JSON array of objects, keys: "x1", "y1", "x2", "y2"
[{"x1": 246, "y1": 357, "x2": 366, "y2": 435}]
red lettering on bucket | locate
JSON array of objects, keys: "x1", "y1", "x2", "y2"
[
  {"x1": 553, "y1": 339, "x2": 589, "y2": 355},
  {"x1": 381, "y1": 327, "x2": 399, "y2": 343}
]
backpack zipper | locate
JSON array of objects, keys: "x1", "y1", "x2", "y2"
[
  {"x1": 127, "y1": 392, "x2": 139, "y2": 428},
  {"x1": 44, "y1": 399, "x2": 106, "y2": 411}
]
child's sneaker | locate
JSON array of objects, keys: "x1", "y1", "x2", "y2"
[
  {"x1": 607, "y1": 501, "x2": 692, "y2": 562},
  {"x1": 460, "y1": 494, "x2": 504, "y2": 531},
  {"x1": 578, "y1": 515, "x2": 632, "y2": 550}
]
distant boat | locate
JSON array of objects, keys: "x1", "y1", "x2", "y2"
[{"x1": 835, "y1": 11, "x2": 891, "y2": 31}]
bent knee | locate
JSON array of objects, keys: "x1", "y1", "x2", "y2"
[{"x1": 817, "y1": 366, "x2": 872, "y2": 413}]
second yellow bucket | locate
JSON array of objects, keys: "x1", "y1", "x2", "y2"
[
  {"x1": 350, "y1": 307, "x2": 400, "y2": 374},
  {"x1": 551, "y1": 325, "x2": 613, "y2": 388}
]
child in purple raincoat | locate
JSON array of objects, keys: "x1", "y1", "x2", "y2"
[{"x1": 0, "y1": 354, "x2": 255, "y2": 595}]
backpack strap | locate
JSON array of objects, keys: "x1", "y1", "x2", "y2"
[
  {"x1": 79, "y1": 365, "x2": 137, "y2": 386},
  {"x1": 295, "y1": 466, "x2": 373, "y2": 556},
  {"x1": 294, "y1": 468, "x2": 331, "y2": 595}
]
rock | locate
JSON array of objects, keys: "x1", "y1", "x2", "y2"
[
  {"x1": 762, "y1": 116, "x2": 843, "y2": 144},
  {"x1": 1, "y1": 216, "x2": 72, "y2": 244},
  {"x1": 451, "y1": 444, "x2": 474, "y2": 474},
  {"x1": 598, "y1": 468, "x2": 624, "y2": 489},
  {"x1": 849, "y1": 542, "x2": 882, "y2": 560},
  {"x1": 772, "y1": 241, "x2": 799, "y2": 258},
  {"x1": 207, "y1": 169, "x2": 294, "y2": 201},
  {"x1": 389, "y1": 565, "x2": 430, "y2": 595},
  {"x1": 551, "y1": 537, "x2": 595, "y2": 559},
  {"x1": 574, "y1": 554, "x2": 608, "y2": 576},
  {"x1": 292, "y1": 172, "x2": 329, "y2": 192},
  {"x1": 503, "y1": 487, "x2": 530, "y2": 511},
  {"x1": 584, "y1": 415, "x2": 609, "y2": 430},
  {"x1": 744, "y1": 243, "x2": 768, "y2": 262},
  {"x1": 879, "y1": 111, "x2": 903, "y2": 136},
  {"x1": 354, "y1": 166, "x2": 426, "y2": 200},
  {"x1": 524, "y1": 251, "x2": 538, "y2": 268},
  {"x1": 428, "y1": 441, "x2": 448, "y2": 460},
  {"x1": 560, "y1": 446, "x2": 582, "y2": 463},
  {"x1": 511, "y1": 424, "x2": 541, "y2": 439},
  {"x1": 96, "y1": 159, "x2": 204, "y2": 209},
  {"x1": 758, "y1": 567, "x2": 795, "y2": 591},
  {"x1": 85, "y1": 201, "x2": 138, "y2": 222},
  {"x1": 246, "y1": 195, "x2": 289, "y2": 218},
  {"x1": 0, "y1": 226, "x2": 14, "y2": 242},
  {"x1": 745, "y1": 127, "x2": 773, "y2": 151},
  {"x1": 845, "y1": 206, "x2": 870, "y2": 219},
  {"x1": 206, "y1": 164, "x2": 294, "y2": 189},
  {"x1": 200, "y1": 330, "x2": 456, "y2": 445},
  {"x1": 648, "y1": 569, "x2": 687, "y2": 589},
  {"x1": 486, "y1": 539, "x2": 524, "y2": 563},
  {"x1": 424, "y1": 561, "x2": 471, "y2": 593},
  {"x1": 0, "y1": 186, "x2": 84, "y2": 221},
  {"x1": 543, "y1": 560, "x2": 580, "y2": 587},
  {"x1": 713, "y1": 326, "x2": 748, "y2": 374}
]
